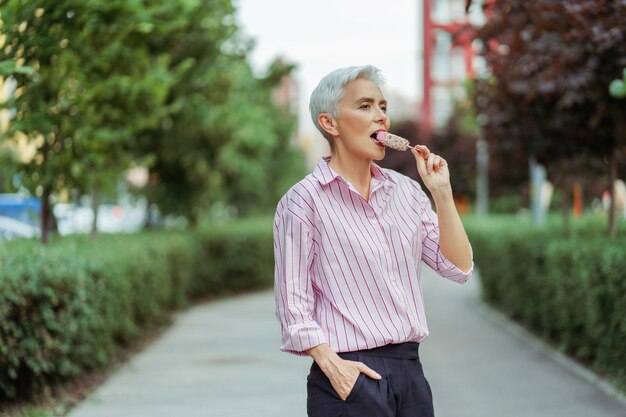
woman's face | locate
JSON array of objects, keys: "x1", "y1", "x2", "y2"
[{"x1": 333, "y1": 77, "x2": 390, "y2": 160}]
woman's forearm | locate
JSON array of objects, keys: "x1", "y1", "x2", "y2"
[{"x1": 430, "y1": 185, "x2": 472, "y2": 273}]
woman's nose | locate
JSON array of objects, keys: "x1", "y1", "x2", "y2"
[{"x1": 375, "y1": 107, "x2": 388, "y2": 123}]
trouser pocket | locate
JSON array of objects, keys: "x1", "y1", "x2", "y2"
[{"x1": 307, "y1": 358, "x2": 395, "y2": 417}]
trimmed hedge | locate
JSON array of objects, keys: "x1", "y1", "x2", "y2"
[
  {"x1": 0, "y1": 217, "x2": 273, "y2": 402},
  {"x1": 465, "y1": 215, "x2": 626, "y2": 390},
  {"x1": 192, "y1": 218, "x2": 275, "y2": 295}
]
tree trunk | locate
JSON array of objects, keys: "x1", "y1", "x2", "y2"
[
  {"x1": 40, "y1": 186, "x2": 52, "y2": 245},
  {"x1": 91, "y1": 183, "x2": 100, "y2": 238},
  {"x1": 608, "y1": 149, "x2": 618, "y2": 238},
  {"x1": 561, "y1": 181, "x2": 571, "y2": 236},
  {"x1": 188, "y1": 209, "x2": 198, "y2": 230},
  {"x1": 143, "y1": 196, "x2": 153, "y2": 230},
  {"x1": 476, "y1": 137, "x2": 489, "y2": 216}
]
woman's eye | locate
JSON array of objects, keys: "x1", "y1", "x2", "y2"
[{"x1": 359, "y1": 104, "x2": 371, "y2": 109}]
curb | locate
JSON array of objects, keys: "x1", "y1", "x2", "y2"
[{"x1": 476, "y1": 299, "x2": 626, "y2": 409}]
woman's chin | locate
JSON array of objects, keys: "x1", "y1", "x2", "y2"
[
  {"x1": 350, "y1": 144, "x2": 385, "y2": 160},
  {"x1": 372, "y1": 146, "x2": 385, "y2": 160}
]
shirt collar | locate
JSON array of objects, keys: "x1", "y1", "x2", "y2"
[{"x1": 312, "y1": 156, "x2": 396, "y2": 186}]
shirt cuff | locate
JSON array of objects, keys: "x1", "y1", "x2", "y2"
[
  {"x1": 280, "y1": 322, "x2": 328, "y2": 356},
  {"x1": 436, "y1": 245, "x2": 474, "y2": 284}
]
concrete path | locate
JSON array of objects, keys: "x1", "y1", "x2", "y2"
[{"x1": 67, "y1": 267, "x2": 626, "y2": 417}]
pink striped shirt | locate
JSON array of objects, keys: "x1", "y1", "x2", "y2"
[{"x1": 273, "y1": 156, "x2": 474, "y2": 355}]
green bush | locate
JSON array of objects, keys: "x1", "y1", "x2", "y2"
[
  {"x1": 489, "y1": 194, "x2": 525, "y2": 213},
  {"x1": 192, "y1": 217, "x2": 274, "y2": 295},
  {"x1": 465, "y1": 214, "x2": 626, "y2": 390},
  {"x1": 0, "y1": 218, "x2": 273, "y2": 402}
]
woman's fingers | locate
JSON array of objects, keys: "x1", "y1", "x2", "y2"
[
  {"x1": 412, "y1": 147, "x2": 451, "y2": 189},
  {"x1": 412, "y1": 148, "x2": 447, "y2": 176},
  {"x1": 415, "y1": 144, "x2": 430, "y2": 159},
  {"x1": 427, "y1": 153, "x2": 436, "y2": 174},
  {"x1": 412, "y1": 148, "x2": 428, "y2": 177},
  {"x1": 327, "y1": 360, "x2": 381, "y2": 400},
  {"x1": 356, "y1": 361, "x2": 382, "y2": 380}
]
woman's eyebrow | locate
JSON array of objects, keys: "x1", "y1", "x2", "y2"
[{"x1": 354, "y1": 97, "x2": 388, "y2": 105}]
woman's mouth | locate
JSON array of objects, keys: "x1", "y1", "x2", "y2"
[{"x1": 370, "y1": 132, "x2": 386, "y2": 147}]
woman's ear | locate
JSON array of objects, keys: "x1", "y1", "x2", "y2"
[{"x1": 318, "y1": 113, "x2": 338, "y2": 137}]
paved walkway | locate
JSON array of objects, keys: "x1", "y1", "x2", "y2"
[{"x1": 68, "y1": 267, "x2": 626, "y2": 417}]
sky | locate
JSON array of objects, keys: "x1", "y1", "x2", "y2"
[{"x1": 234, "y1": 0, "x2": 423, "y2": 145}]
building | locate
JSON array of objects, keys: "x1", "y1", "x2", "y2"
[{"x1": 420, "y1": 0, "x2": 488, "y2": 137}]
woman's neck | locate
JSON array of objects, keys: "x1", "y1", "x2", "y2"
[{"x1": 328, "y1": 151, "x2": 372, "y2": 197}]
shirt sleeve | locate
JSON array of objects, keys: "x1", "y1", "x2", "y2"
[
  {"x1": 414, "y1": 183, "x2": 474, "y2": 284},
  {"x1": 273, "y1": 207, "x2": 327, "y2": 355}
]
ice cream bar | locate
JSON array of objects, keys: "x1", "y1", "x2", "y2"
[{"x1": 375, "y1": 131, "x2": 412, "y2": 151}]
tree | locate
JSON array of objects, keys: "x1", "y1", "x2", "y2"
[
  {"x1": 1, "y1": 0, "x2": 306, "y2": 236},
  {"x1": 0, "y1": 1, "x2": 175, "y2": 242},
  {"x1": 140, "y1": 28, "x2": 305, "y2": 222},
  {"x1": 216, "y1": 58, "x2": 305, "y2": 217},
  {"x1": 471, "y1": 0, "x2": 626, "y2": 235},
  {"x1": 136, "y1": 0, "x2": 256, "y2": 224}
]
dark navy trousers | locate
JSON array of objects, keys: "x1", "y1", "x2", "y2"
[{"x1": 307, "y1": 343, "x2": 435, "y2": 417}]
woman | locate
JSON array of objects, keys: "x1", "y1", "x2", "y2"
[{"x1": 273, "y1": 65, "x2": 474, "y2": 417}]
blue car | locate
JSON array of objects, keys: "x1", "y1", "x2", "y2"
[{"x1": 0, "y1": 193, "x2": 40, "y2": 224}]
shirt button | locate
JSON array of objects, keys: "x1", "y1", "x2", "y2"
[{"x1": 371, "y1": 219, "x2": 378, "y2": 225}]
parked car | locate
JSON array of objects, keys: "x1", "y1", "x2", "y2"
[
  {"x1": 54, "y1": 203, "x2": 93, "y2": 235},
  {"x1": 0, "y1": 215, "x2": 40, "y2": 241},
  {"x1": 0, "y1": 193, "x2": 40, "y2": 225},
  {"x1": 96, "y1": 203, "x2": 146, "y2": 233},
  {"x1": 54, "y1": 201, "x2": 147, "y2": 235}
]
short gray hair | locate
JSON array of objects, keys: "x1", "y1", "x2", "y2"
[{"x1": 309, "y1": 65, "x2": 385, "y2": 144}]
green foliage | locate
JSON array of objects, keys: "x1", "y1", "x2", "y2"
[
  {"x1": 0, "y1": 0, "x2": 305, "y2": 236},
  {"x1": 143, "y1": 53, "x2": 305, "y2": 221},
  {"x1": 0, "y1": 60, "x2": 34, "y2": 76},
  {"x1": 474, "y1": 1, "x2": 626, "y2": 159},
  {"x1": 217, "y1": 60, "x2": 306, "y2": 216},
  {"x1": 0, "y1": 218, "x2": 273, "y2": 402},
  {"x1": 465, "y1": 215, "x2": 626, "y2": 389},
  {"x1": 135, "y1": 0, "x2": 248, "y2": 222},
  {"x1": 489, "y1": 195, "x2": 524, "y2": 214},
  {"x1": 0, "y1": 1, "x2": 173, "y2": 189},
  {"x1": 193, "y1": 217, "x2": 274, "y2": 295},
  {"x1": 472, "y1": 1, "x2": 626, "y2": 227},
  {"x1": 609, "y1": 68, "x2": 626, "y2": 98}
]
